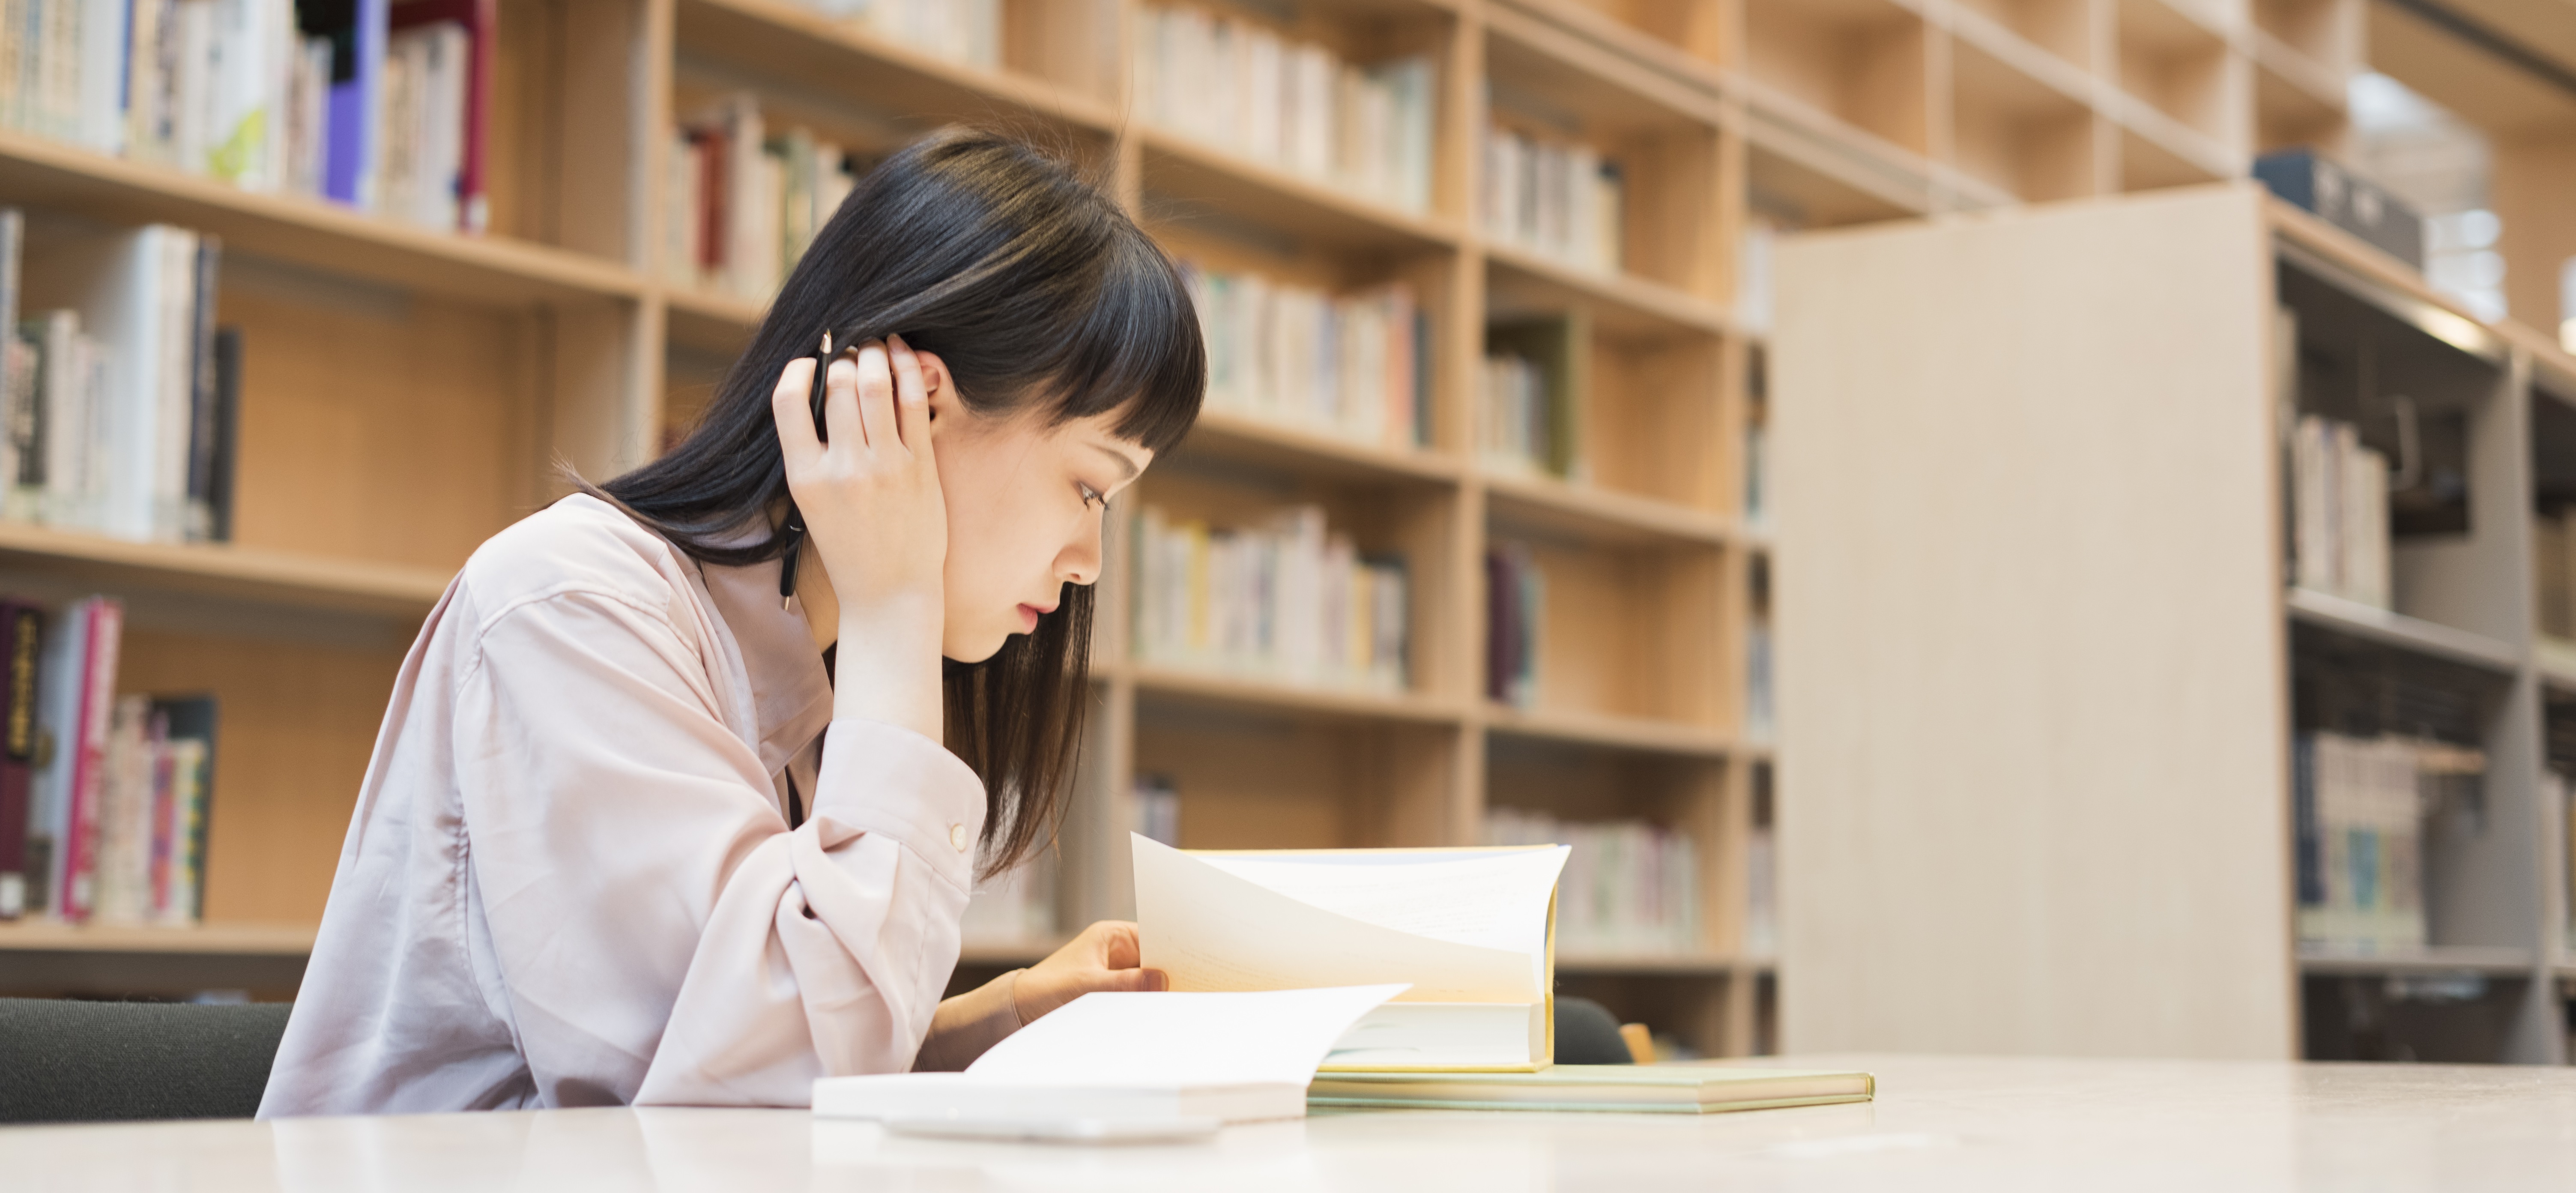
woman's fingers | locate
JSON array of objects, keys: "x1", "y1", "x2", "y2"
[
  {"x1": 771, "y1": 355, "x2": 822, "y2": 463},
  {"x1": 823, "y1": 347, "x2": 868, "y2": 450},
  {"x1": 887, "y1": 334, "x2": 934, "y2": 455},
  {"x1": 853, "y1": 340, "x2": 901, "y2": 452}
]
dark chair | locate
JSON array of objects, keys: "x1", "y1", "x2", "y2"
[
  {"x1": 0, "y1": 998, "x2": 292, "y2": 1124},
  {"x1": 1551, "y1": 996, "x2": 1636, "y2": 1065}
]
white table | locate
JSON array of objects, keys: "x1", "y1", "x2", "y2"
[{"x1": 8, "y1": 1054, "x2": 2576, "y2": 1190}]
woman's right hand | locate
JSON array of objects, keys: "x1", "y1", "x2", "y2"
[{"x1": 772, "y1": 336, "x2": 948, "y2": 742}]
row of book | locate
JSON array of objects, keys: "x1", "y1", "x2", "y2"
[
  {"x1": 1485, "y1": 543, "x2": 1543, "y2": 709},
  {"x1": 1480, "y1": 121, "x2": 1625, "y2": 275},
  {"x1": 2293, "y1": 731, "x2": 2481, "y2": 953},
  {"x1": 2289, "y1": 412, "x2": 2393, "y2": 609},
  {"x1": 2, "y1": 0, "x2": 492, "y2": 231},
  {"x1": 663, "y1": 96, "x2": 863, "y2": 304},
  {"x1": 1132, "y1": 3, "x2": 1435, "y2": 214},
  {"x1": 0, "y1": 595, "x2": 220, "y2": 924},
  {"x1": 2, "y1": 212, "x2": 241, "y2": 543},
  {"x1": 787, "y1": 0, "x2": 998, "y2": 69},
  {"x1": 1743, "y1": 822, "x2": 1775, "y2": 958},
  {"x1": 1479, "y1": 349, "x2": 1570, "y2": 478},
  {"x1": 1483, "y1": 807, "x2": 1699, "y2": 957},
  {"x1": 1130, "y1": 504, "x2": 1410, "y2": 693},
  {"x1": 1182, "y1": 262, "x2": 1430, "y2": 453}
]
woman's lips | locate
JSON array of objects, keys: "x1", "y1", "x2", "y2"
[{"x1": 1018, "y1": 604, "x2": 1044, "y2": 630}]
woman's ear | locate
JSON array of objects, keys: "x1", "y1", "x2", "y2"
[{"x1": 916, "y1": 349, "x2": 953, "y2": 421}]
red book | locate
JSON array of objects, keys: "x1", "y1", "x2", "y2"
[
  {"x1": 0, "y1": 601, "x2": 42, "y2": 919},
  {"x1": 58, "y1": 598, "x2": 122, "y2": 921},
  {"x1": 391, "y1": 0, "x2": 495, "y2": 233}
]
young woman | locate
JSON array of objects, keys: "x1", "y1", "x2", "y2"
[{"x1": 259, "y1": 129, "x2": 1203, "y2": 1115}]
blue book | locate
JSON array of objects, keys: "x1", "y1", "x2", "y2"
[{"x1": 308, "y1": 0, "x2": 389, "y2": 207}]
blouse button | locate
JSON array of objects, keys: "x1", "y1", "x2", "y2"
[{"x1": 949, "y1": 824, "x2": 969, "y2": 852}]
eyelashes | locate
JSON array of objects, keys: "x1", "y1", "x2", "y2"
[{"x1": 1078, "y1": 483, "x2": 1107, "y2": 510}]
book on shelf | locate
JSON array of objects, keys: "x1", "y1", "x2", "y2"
[
  {"x1": 781, "y1": 0, "x2": 999, "y2": 69},
  {"x1": 1307, "y1": 1064, "x2": 1873, "y2": 1115},
  {"x1": 13, "y1": 215, "x2": 241, "y2": 543},
  {"x1": 2289, "y1": 410, "x2": 2392, "y2": 610},
  {"x1": 1481, "y1": 315, "x2": 1586, "y2": 480},
  {"x1": 1745, "y1": 616, "x2": 1773, "y2": 743},
  {"x1": 1484, "y1": 807, "x2": 1698, "y2": 957},
  {"x1": 665, "y1": 96, "x2": 861, "y2": 303},
  {"x1": 1129, "y1": 502, "x2": 1409, "y2": 693},
  {"x1": 1181, "y1": 260, "x2": 1428, "y2": 451},
  {"x1": 1743, "y1": 420, "x2": 1767, "y2": 531},
  {"x1": 2293, "y1": 731, "x2": 2481, "y2": 954},
  {"x1": 7, "y1": 591, "x2": 217, "y2": 923},
  {"x1": 1743, "y1": 822, "x2": 1775, "y2": 958},
  {"x1": 1480, "y1": 117, "x2": 1625, "y2": 275},
  {"x1": 1736, "y1": 214, "x2": 1779, "y2": 334},
  {"x1": 1134, "y1": 834, "x2": 1571, "y2": 1071},
  {"x1": 1132, "y1": 2, "x2": 1434, "y2": 214},
  {"x1": 1132, "y1": 772, "x2": 1179, "y2": 848},
  {"x1": 816, "y1": 984, "x2": 1405, "y2": 1127},
  {"x1": 0, "y1": 0, "x2": 489, "y2": 229},
  {"x1": 1484, "y1": 542, "x2": 1542, "y2": 708}
]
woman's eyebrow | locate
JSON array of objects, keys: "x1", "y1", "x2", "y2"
[{"x1": 1088, "y1": 442, "x2": 1142, "y2": 481}]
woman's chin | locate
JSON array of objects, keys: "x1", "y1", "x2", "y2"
[{"x1": 942, "y1": 630, "x2": 1013, "y2": 666}]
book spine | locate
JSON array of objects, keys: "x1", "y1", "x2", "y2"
[
  {"x1": 183, "y1": 234, "x2": 220, "y2": 540},
  {"x1": 0, "y1": 602, "x2": 36, "y2": 918},
  {"x1": 207, "y1": 325, "x2": 238, "y2": 540},
  {"x1": 58, "y1": 596, "x2": 121, "y2": 919}
]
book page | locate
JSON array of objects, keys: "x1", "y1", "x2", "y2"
[
  {"x1": 1193, "y1": 847, "x2": 1568, "y2": 956},
  {"x1": 964, "y1": 985, "x2": 1408, "y2": 1087},
  {"x1": 1133, "y1": 835, "x2": 1544, "y2": 1002}
]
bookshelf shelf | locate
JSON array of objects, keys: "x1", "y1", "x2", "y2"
[
  {"x1": 2296, "y1": 947, "x2": 2540, "y2": 978},
  {"x1": 669, "y1": 0, "x2": 1122, "y2": 134},
  {"x1": 0, "y1": 131, "x2": 645, "y2": 309},
  {"x1": 1949, "y1": 32, "x2": 2102, "y2": 203},
  {"x1": 0, "y1": 920, "x2": 317, "y2": 956},
  {"x1": 1483, "y1": 471, "x2": 1732, "y2": 546},
  {"x1": 1129, "y1": 664, "x2": 1464, "y2": 727},
  {"x1": 2284, "y1": 588, "x2": 2523, "y2": 675},
  {"x1": 1483, "y1": 703, "x2": 1733, "y2": 758},
  {"x1": 0, "y1": 526, "x2": 451, "y2": 619},
  {"x1": 1181, "y1": 411, "x2": 1464, "y2": 486},
  {"x1": 1952, "y1": 0, "x2": 2095, "y2": 72},
  {"x1": 1139, "y1": 133, "x2": 1462, "y2": 254},
  {"x1": 2111, "y1": 0, "x2": 2237, "y2": 147},
  {"x1": 1738, "y1": 0, "x2": 1932, "y2": 160},
  {"x1": 1482, "y1": 243, "x2": 1733, "y2": 338}
]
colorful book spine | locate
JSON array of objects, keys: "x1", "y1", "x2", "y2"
[
  {"x1": 1130, "y1": 503, "x2": 1408, "y2": 691},
  {"x1": 0, "y1": 600, "x2": 39, "y2": 918}
]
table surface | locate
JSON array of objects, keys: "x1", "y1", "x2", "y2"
[{"x1": 8, "y1": 1053, "x2": 2576, "y2": 1191}]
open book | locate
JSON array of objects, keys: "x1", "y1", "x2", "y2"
[{"x1": 1132, "y1": 834, "x2": 1571, "y2": 1071}]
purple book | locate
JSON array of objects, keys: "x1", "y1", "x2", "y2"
[{"x1": 320, "y1": 0, "x2": 389, "y2": 207}]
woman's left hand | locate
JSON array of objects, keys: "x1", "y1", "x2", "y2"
[{"x1": 1013, "y1": 920, "x2": 1168, "y2": 1025}]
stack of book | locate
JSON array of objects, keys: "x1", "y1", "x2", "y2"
[
  {"x1": 1482, "y1": 807, "x2": 1699, "y2": 956},
  {"x1": 1484, "y1": 543, "x2": 1542, "y2": 708},
  {"x1": 664, "y1": 96, "x2": 862, "y2": 303},
  {"x1": 2290, "y1": 413, "x2": 2391, "y2": 608},
  {"x1": 2293, "y1": 731, "x2": 2482, "y2": 953},
  {"x1": 0, "y1": 594, "x2": 220, "y2": 924},
  {"x1": 6, "y1": 211, "x2": 241, "y2": 544},
  {"x1": 784, "y1": 0, "x2": 999, "y2": 68},
  {"x1": 1480, "y1": 120, "x2": 1625, "y2": 275},
  {"x1": 1131, "y1": 3, "x2": 1435, "y2": 214},
  {"x1": 1129, "y1": 503, "x2": 1409, "y2": 693},
  {"x1": 1182, "y1": 262, "x2": 1429, "y2": 451},
  {"x1": 0, "y1": 0, "x2": 493, "y2": 231}
]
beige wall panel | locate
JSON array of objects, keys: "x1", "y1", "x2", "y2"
[{"x1": 1773, "y1": 184, "x2": 2292, "y2": 1058}]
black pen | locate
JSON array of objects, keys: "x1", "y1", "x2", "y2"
[{"x1": 778, "y1": 331, "x2": 835, "y2": 607}]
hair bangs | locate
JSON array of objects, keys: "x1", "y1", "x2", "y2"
[{"x1": 1035, "y1": 228, "x2": 1206, "y2": 457}]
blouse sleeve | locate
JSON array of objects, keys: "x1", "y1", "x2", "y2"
[{"x1": 452, "y1": 586, "x2": 986, "y2": 1107}]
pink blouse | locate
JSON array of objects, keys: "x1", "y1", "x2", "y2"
[{"x1": 258, "y1": 493, "x2": 1023, "y2": 1116}]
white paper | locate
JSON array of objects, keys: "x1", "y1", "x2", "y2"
[
  {"x1": 964, "y1": 985, "x2": 1408, "y2": 1087},
  {"x1": 1196, "y1": 847, "x2": 1567, "y2": 955},
  {"x1": 1133, "y1": 836, "x2": 1562, "y2": 1002}
]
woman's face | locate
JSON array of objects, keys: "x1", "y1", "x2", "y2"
[{"x1": 923, "y1": 358, "x2": 1154, "y2": 663}]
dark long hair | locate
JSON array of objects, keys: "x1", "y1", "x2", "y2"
[{"x1": 596, "y1": 128, "x2": 1204, "y2": 876}]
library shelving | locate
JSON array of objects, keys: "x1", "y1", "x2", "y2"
[
  {"x1": 0, "y1": 0, "x2": 2386, "y2": 1059},
  {"x1": 1775, "y1": 180, "x2": 2576, "y2": 1064}
]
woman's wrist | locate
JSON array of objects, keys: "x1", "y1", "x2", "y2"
[{"x1": 831, "y1": 594, "x2": 944, "y2": 742}]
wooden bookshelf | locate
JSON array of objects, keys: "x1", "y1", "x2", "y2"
[{"x1": 0, "y1": 0, "x2": 2390, "y2": 1061}]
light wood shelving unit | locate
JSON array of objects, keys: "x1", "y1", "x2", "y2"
[{"x1": 0, "y1": 0, "x2": 2379, "y2": 1058}]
